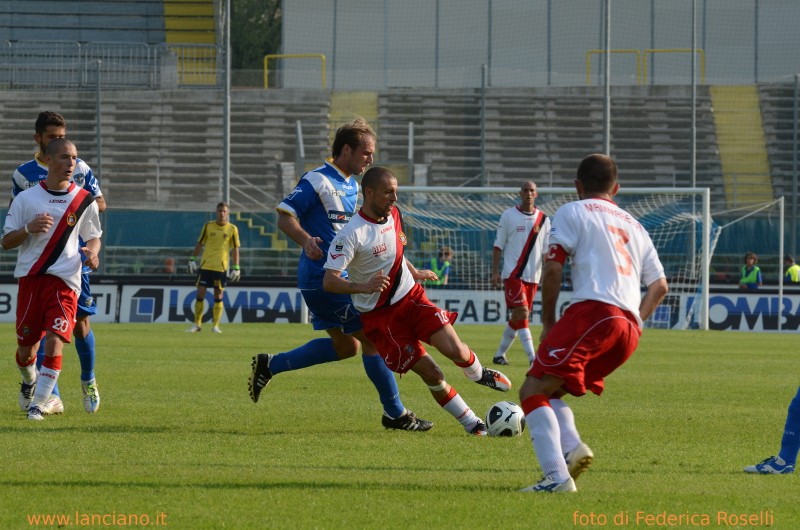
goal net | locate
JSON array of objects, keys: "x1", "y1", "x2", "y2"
[{"x1": 396, "y1": 186, "x2": 716, "y2": 330}]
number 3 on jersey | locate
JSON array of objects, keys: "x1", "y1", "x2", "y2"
[{"x1": 608, "y1": 225, "x2": 633, "y2": 276}]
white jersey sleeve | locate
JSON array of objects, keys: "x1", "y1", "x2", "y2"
[
  {"x1": 549, "y1": 198, "x2": 665, "y2": 326},
  {"x1": 324, "y1": 207, "x2": 415, "y2": 313}
]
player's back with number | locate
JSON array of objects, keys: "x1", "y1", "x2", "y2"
[{"x1": 551, "y1": 198, "x2": 663, "y2": 324}]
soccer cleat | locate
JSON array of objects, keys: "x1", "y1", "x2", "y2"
[
  {"x1": 468, "y1": 419, "x2": 488, "y2": 436},
  {"x1": 27, "y1": 405, "x2": 45, "y2": 421},
  {"x1": 186, "y1": 324, "x2": 201, "y2": 333},
  {"x1": 19, "y1": 381, "x2": 36, "y2": 411},
  {"x1": 564, "y1": 442, "x2": 594, "y2": 480},
  {"x1": 82, "y1": 379, "x2": 100, "y2": 413},
  {"x1": 476, "y1": 367, "x2": 512, "y2": 392},
  {"x1": 744, "y1": 456, "x2": 795, "y2": 475},
  {"x1": 40, "y1": 395, "x2": 65, "y2": 415},
  {"x1": 382, "y1": 410, "x2": 434, "y2": 431},
  {"x1": 492, "y1": 356, "x2": 509, "y2": 366},
  {"x1": 249, "y1": 354, "x2": 273, "y2": 403},
  {"x1": 520, "y1": 476, "x2": 577, "y2": 493},
  {"x1": 212, "y1": 326, "x2": 222, "y2": 334}
]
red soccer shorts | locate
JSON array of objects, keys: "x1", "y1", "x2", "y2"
[
  {"x1": 503, "y1": 278, "x2": 537, "y2": 310},
  {"x1": 528, "y1": 299, "x2": 641, "y2": 396},
  {"x1": 16, "y1": 275, "x2": 78, "y2": 346},
  {"x1": 360, "y1": 283, "x2": 458, "y2": 374}
]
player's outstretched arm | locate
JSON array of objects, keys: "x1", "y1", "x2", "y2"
[
  {"x1": 539, "y1": 259, "x2": 564, "y2": 340},
  {"x1": 81, "y1": 238, "x2": 102, "y2": 270},
  {"x1": 277, "y1": 211, "x2": 323, "y2": 260},
  {"x1": 406, "y1": 259, "x2": 438, "y2": 282},
  {"x1": 639, "y1": 278, "x2": 669, "y2": 322},
  {"x1": 323, "y1": 269, "x2": 389, "y2": 294}
]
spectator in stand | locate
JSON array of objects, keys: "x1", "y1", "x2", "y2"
[
  {"x1": 784, "y1": 255, "x2": 800, "y2": 284},
  {"x1": 426, "y1": 246, "x2": 453, "y2": 287},
  {"x1": 739, "y1": 251, "x2": 762, "y2": 290}
]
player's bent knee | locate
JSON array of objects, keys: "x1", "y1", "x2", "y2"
[
  {"x1": 427, "y1": 380, "x2": 448, "y2": 392},
  {"x1": 333, "y1": 341, "x2": 359, "y2": 359}
]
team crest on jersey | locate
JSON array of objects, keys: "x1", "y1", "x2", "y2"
[
  {"x1": 84, "y1": 296, "x2": 94, "y2": 308},
  {"x1": 286, "y1": 186, "x2": 303, "y2": 200},
  {"x1": 399, "y1": 231, "x2": 407, "y2": 245},
  {"x1": 66, "y1": 213, "x2": 77, "y2": 226}
]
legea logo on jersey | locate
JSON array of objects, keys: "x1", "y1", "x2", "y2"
[{"x1": 327, "y1": 210, "x2": 353, "y2": 223}]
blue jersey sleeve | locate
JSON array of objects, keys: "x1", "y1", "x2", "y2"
[
  {"x1": 74, "y1": 159, "x2": 103, "y2": 198},
  {"x1": 278, "y1": 177, "x2": 319, "y2": 220}
]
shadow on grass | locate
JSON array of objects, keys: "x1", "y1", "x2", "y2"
[{"x1": 0, "y1": 478, "x2": 512, "y2": 493}]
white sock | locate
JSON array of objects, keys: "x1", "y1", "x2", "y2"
[
  {"x1": 17, "y1": 357, "x2": 36, "y2": 384},
  {"x1": 526, "y1": 406, "x2": 570, "y2": 482},
  {"x1": 31, "y1": 366, "x2": 60, "y2": 408},
  {"x1": 439, "y1": 387, "x2": 481, "y2": 430},
  {"x1": 459, "y1": 351, "x2": 484, "y2": 382},
  {"x1": 550, "y1": 398, "x2": 582, "y2": 453},
  {"x1": 517, "y1": 327, "x2": 536, "y2": 362},
  {"x1": 494, "y1": 325, "x2": 517, "y2": 358}
]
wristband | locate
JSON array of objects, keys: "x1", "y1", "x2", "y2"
[
  {"x1": 233, "y1": 265, "x2": 240, "y2": 270},
  {"x1": 23, "y1": 224, "x2": 30, "y2": 234},
  {"x1": 190, "y1": 256, "x2": 196, "y2": 261}
]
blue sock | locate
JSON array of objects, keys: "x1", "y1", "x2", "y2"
[
  {"x1": 269, "y1": 338, "x2": 339, "y2": 375},
  {"x1": 35, "y1": 345, "x2": 59, "y2": 397},
  {"x1": 361, "y1": 354, "x2": 405, "y2": 418},
  {"x1": 75, "y1": 330, "x2": 96, "y2": 382},
  {"x1": 778, "y1": 387, "x2": 800, "y2": 465}
]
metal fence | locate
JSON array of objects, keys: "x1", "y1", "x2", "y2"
[{"x1": 0, "y1": 40, "x2": 219, "y2": 89}]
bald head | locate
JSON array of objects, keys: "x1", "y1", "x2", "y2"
[
  {"x1": 45, "y1": 137, "x2": 75, "y2": 158},
  {"x1": 361, "y1": 166, "x2": 396, "y2": 191}
]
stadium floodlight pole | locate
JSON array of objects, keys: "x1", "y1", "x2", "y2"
[
  {"x1": 95, "y1": 60, "x2": 103, "y2": 184},
  {"x1": 690, "y1": 0, "x2": 698, "y2": 292},
  {"x1": 480, "y1": 64, "x2": 487, "y2": 186},
  {"x1": 603, "y1": 0, "x2": 611, "y2": 155},
  {"x1": 95, "y1": 59, "x2": 106, "y2": 276},
  {"x1": 700, "y1": 186, "x2": 710, "y2": 331},
  {"x1": 779, "y1": 196, "x2": 785, "y2": 330},
  {"x1": 222, "y1": 0, "x2": 231, "y2": 204},
  {"x1": 793, "y1": 73, "x2": 798, "y2": 257},
  {"x1": 691, "y1": 0, "x2": 697, "y2": 189}
]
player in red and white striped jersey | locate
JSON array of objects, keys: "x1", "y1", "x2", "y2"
[
  {"x1": 491, "y1": 181, "x2": 551, "y2": 365},
  {"x1": 2, "y1": 139, "x2": 102, "y2": 421},
  {"x1": 519, "y1": 154, "x2": 669, "y2": 492},
  {"x1": 323, "y1": 167, "x2": 512, "y2": 436}
]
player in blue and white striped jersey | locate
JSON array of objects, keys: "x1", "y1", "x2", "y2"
[
  {"x1": 11, "y1": 111, "x2": 106, "y2": 415},
  {"x1": 249, "y1": 118, "x2": 432, "y2": 432}
]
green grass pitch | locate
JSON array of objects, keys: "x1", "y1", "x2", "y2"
[{"x1": 1, "y1": 323, "x2": 798, "y2": 529}]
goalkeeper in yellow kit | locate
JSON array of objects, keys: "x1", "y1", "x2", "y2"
[{"x1": 187, "y1": 202, "x2": 241, "y2": 333}]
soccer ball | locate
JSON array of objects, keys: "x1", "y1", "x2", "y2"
[{"x1": 485, "y1": 401, "x2": 526, "y2": 437}]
